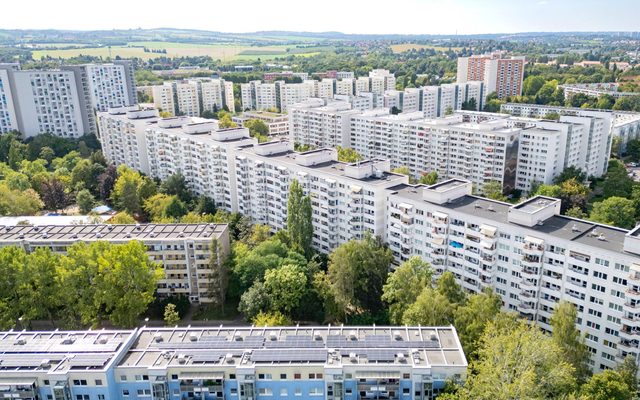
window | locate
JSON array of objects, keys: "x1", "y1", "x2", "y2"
[
  {"x1": 309, "y1": 388, "x2": 323, "y2": 396},
  {"x1": 294, "y1": 373, "x2": 301, "y2": 380},
  {"x1": 295, "y1": 388, "x2": 302, "y2": 396},
  {"x1": 98, "y1": 396, "x2": 105, "y2": 400},
  {"x1": 122, "y1": 390, "x2": 130, "y2": 397},
  {"x1": 137, "y1": 390, "x2": 151, "y2": 396},
  {"x1": 280, "y1": 389, "x2": 288, "y2": 396},
  {"x1": 280, "y1": 374, "x2": 287, "y2": 379},
  {"x1": 593, "y1": 270, "x2": 608, "y2": 279},
  {"x1": 95, "y1": 380, "x2": 102, "y2": 386},
  {"x1": 258, "y1": 388, "x2": 272, "y2": 396},
  {"x1": 229, "y1": 374, "x2": 236, "y2": 379},
  {"x1": 76, "y1": 396, "x2": 89, "y2": 400},
  {"x1": 120, "y1": 376, "x2": 127, "y2": 381},
  {"x1": 258, "y1": 374, "x2": 272, "y2": 380},
  {"x1": 171, "y1": 375, "x2": 178, "y2": 380},
  {"x1": 44, "y1": 380, "x2": 50, "y2": 385},
  {"x1": 72, "y1": 380, "x2": 87, "y2": 386},
  {"x1": 591, "y1": 284, "x2": 605, "y2": 293}
]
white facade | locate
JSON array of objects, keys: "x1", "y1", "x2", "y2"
[
  {"x1": 336, "y1": 79, "x2": 355, "y2": 96},
  {"x1": 193, "y1": 78, "x2": 235, "y2": 114},
  {"x1": 0, "y1": 67, "x2": 19, "y2": 133},
  {"x1": 289, "y1": 99, "x2": 360, "y2": 148},
  {"x1": 368, "y1": 69, "x2": 396, "y2": 95},
  {"x1": 386, "y1": 179, "x2": 640, "y2": 372},
  {"x1": 233, "y1": 110, "x2": 290, "y2": 136},
  {"x1": 174, "y1": 81, "x2": 200, "y2": 117},
  {"x1": 81, "y1": 61, "x2": 136, "y2": 112},
  {"x1": 278, "y1": 82, "x2": 313, "y2": 113},
  {"x1": 235, "y1": 143, "x2": 408, "y2": 252},
  {"x1": 334, "y1": 93, "x2": 376, "y2": 111},
  {"x1": 152, "y1": 84, "x2": 176, "y2": 116},
  {"x1": 241, "y1": 81, "x2": 278, "y2": 111}
]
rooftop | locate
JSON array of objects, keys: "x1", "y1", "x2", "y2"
[
  {"x1": 0, "y1": 224, "x2": 227, "y2": 243},
  {"x1": 121, "y1": 326, "x2": 466, "y2": 368},
  {"x1": 0, "y1": 330, "x2": 134, "y2": 373},
  {"x1": 390, "y1": 184, "x2": 637, "y2": 255}
]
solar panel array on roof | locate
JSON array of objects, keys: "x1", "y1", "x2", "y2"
[
  {"x1": 326, "y1": 335, "x2": 438, "y2": 349},
  {"x1": 365, "y1": 349, "x2": 403, "y2": 362},
  {"x1": 251, "y1": 349, "x2": 327, "y2": 363},
  {"x1": 265, "y1": 335, "x2": 324, "y2": 348},
  {"x1": 0, "y1": 354, "x2": 63, "y2": 368},
  {"x1": 67, "y1": 354, "x2": 112, "y2": 368},
  {"x1": 152, "y1": 335, "x2": 265, "y2": 350}
]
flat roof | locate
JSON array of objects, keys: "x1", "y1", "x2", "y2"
[
  {"x1": 390, "y1": 184, "x2": 636, "y2": 255},
  {"x1": 121, "y1": 326, "x2": 466, "y2": 368},
  {"x1": 428, "y1": 179, "x2": 469, "y2": 192},
  {"x1": 0, "y1": 224, "x2": 226, "y2": 243},
  {"x1": 0, "y1": 330, "x2": 134, "y2": 373},
  {"x1": 145, "y1": 119, "x2": 256, "y2": 146},
  {"x1": 512, "y1": 196, "x2": 558, "y2": 213}
]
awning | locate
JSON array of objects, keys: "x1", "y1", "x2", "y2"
[
  {"x1": 351, "y1": 185, "x2": 362, "y2": 193},
  {"x1": 178, "y1": 372, "x2": 224, "y2": 380},
  {"x1": 433, "y1": 211, "x2": 448, "y2": 220},
  {"x1": 356, "y1": 371, "x2": 401, "y2": 379},
  {"x1": 524, "y1": 236, "x2": 544, "y2": 246},
  {"x1": 480, "y1": 240, "x2": 494, "y2": 249},
  {"x1": 480, "y1": 224, "x2": 497, "y2": 237},
  {"x1": 432, "y1": 237, "x2": 444, "y2": 245}
]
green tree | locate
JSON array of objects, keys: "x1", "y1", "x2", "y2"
[
  {"x1": 8, "y1": 140, "x2": 27, "y2": 170},
  {"x1": 111, "y1": 166, "x2": 157, "y2": 216},
  {"x1": 163, "y1": 303, "x2": 180, "y2": 326},
  {"x1": 553, "y1": 166, "x2": 586, "y2": 184},
  {"x1": 93, "y1": 241, "x2": 162, "y2": 328},
  {"x1": 550, "y1": 301, "x2": 591, "y2": 384},
  {"x1": 603, "y1": 159, "x2": 634, "y2": 198},
  {"x1": 336, "y1": 146, "x2": 363, "y2": 163},
  {"x1": 76, "y1": 189, "x2": 95, "y2": 214},
  {"x1": 160, "y1": 173, "x2": 191, "y2": 203},
  {"x1": 458, "y1": 314, "x2": 576, "y2": 399},
  {"x1": 382, "y1": 256, "x2": 433, "y2": 323},
  {"x1": 264, "y1": 264, "x2": 308, "y2": 315},
  {"x1": 590, "y1": 197, "x2": 637, "y2": 229},
  {"x1": 328, "y1": 235, "x2": 393, "y2": 316},
  {"x1": 207, "y1": 239, "x2": 228, "y2": 310},
  {"x1": 392, "y1": 166, "x2": 416, "y2": 184},
  {"x1": 626, "y1": 139, "x2": 640, "y2": 162},
  {"x1": 402, "y1": 287, "x2": 454, "y2": 326},
  {"x1": 453, "y1": 288, "x2": 502, "y2": 359},
  {"x1": 244, "y1": 119, "x2": 270, "y2": 142},
  {"x1": 238, "y1": 281, "x2": 270, "y2": 320},
  {"x1": 108, "y1": 212, "x2": 136, "y2": 224},
  {"x1": 579, "y1": 370, "x2": 632, "y2": 400},
  {"x1": 437, "y1": 271, "x2": 466, "y2": 305},
  {"x1": 0, "y1": 184, "x2": 43, "y2": 216},
  {"x1": 617, "y1": 355, "x2": 638, "y2": 395},
  {"x1": 287, "y1": 179, "x2": 313, "y2": 257},
  {"x1": 523, "y1": 75, "x2": 546, "y2": 96},
  {"x1": 164, "y1": 196, "x2": 187, "y2": 219},
  {"x1": 419, "y1": 171, "x2": 438, "y2": 185},
  {"x1": 0, "y1": 246, "x2": 25, "y2": 329},
  {"x1": 482, "y1": 180, "x2": 506, "y2": 201},
  {"x1": 252, "y1": 311, "x2": 292, "y2": 326}
]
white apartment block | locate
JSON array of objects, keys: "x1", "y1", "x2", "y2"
[
  {"x1": 289, "y1": 99, "x2": 360, "y2": 148},
  {"x1": 336, "y1": 79, "x2": 355, "y2": 96},
  {"x1": 152, "y1": 84, "x2": 176, "y2": 115},
  {"x1": 97, "y1": 106, "x2": 159, "y2": 175},
  {"x1": 0, "y1": 66, "x2": 19, "y2": 133},
  {"x1": 561, "y1": 83, "x2": 638, "y2": 100},
  {"x1": 386, "y1": 178, "x2": 640, "y2": 372},
  {"x1": 0, "y1": 223, "x2": 230, "y2": 304},
  {"x1": 334, "y1": 93, "x2": 376, "y2": 111},
  {"x1": 502, "y1": 102, "x2": 638, "y2": 156},
  {"x1": 458, "y1": 52, "x2": 525, "y2": 100},
  {"x1": 193, "y1": 78, "x2": 235, "y2": 113},
  {"x1": 368, "y1": 69, "x2": 396, "y2": 95},
  {"x1": 278, "y1": 81, "x2": 314, "y2": 113},
  {"x1": 173, "y1": 81, "x2": 200, "y2": 117},
  {"x1": 235, "y1": 142, "x2": 408, "y2": 252},
  {"x1": 350, "y1": 111, "x2": 520, "y2": 192},
  {"x1": 305, "y1": 79, "x2": 335, "y2": 99},
  {"x1": 241, "y1": 81, "x2": 278, "y2": 111},
  {"x1": 145, "y1": 117, "x2": 257, "y2": 211},
  {"x1": 233, "y1": 110, "x2": 290, "y2": 136},
  {"x1": 336, "y1": 71, "x2": 355, "y2": 79},
  {"x1": 74, "y1": 60, "x2": 136, "y2": 112},
  {"x1": 356, "y1": 77, "x2": 370, "y2": 94}
]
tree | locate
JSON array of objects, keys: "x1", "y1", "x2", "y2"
[
  {"x1": 218, "y1": 112, "x2": 237, "y2": 129},
  {"x1": 97, "y1": 165, "x2": 117, "y2": 202},
  {"x1": 0, "y1": 246, "x2": 25, "y2": 329},
  {"x1": 287, "y1": 179, "x2": 313, "y2": 257},
  {"x1": 419, "y1": 171, "x2": 438, "y2": 185},
  {"x1": 233, "y1": 239, "x2": 291, "y2": 290},
  {"x1": 617, "y1": 355, "x2": 638, "y2": 395},
  {"x1": 603, "y1": 159, "x2": 634, "y2": 199},
  {"x1": 550, "y1": 301, "x2": 591, "y2": 384},
  {"x1": 328, "y1": 235, "x2": 393, "y2": 316},
  {"x1": 461, "y1": 97, "x2": 477, "y2": 111},
  {"x1": 264, "y1": 264, "x2": 308, "y2": 315},
  {"x1": 39, "y1": 146, "x2": 55, "y2": 164},
  {"x1": 626, "y1": 139, "x2": 640, "y2": 162},
  {"x1": 523, "y1": 75, "x2": 546, "y2": 96},
  {"x1": 244, "y1": 119, "x2": 270, "y2": 142},
  {"x1": 238, "y1": 281, "x2": 270, "y2": 320},
  {"x1": 40, "y1": 178, "x2": 69, "y2": 211},
  {"x1": 579, "y1": 370, "x2": 632, "y2": 400},
  {"x1": 336, "y1": 146, "x2": 363, "y2": 163},
  {"x1": 207, "y1": 239, "x2": 228, "y2": 310},
  {"x1": 482, "y1": 180, "x2": 506, "y2": 201},
  {"x1": 163, "y1": 303, "x2": 180, "y2": 326},
  {"x1": 252, "y1": 311, "x2": 292, "y2": 326},
  {"x1": 382, "y1": 256, "x2": 433, "y2": 323},
  {"x1": 553, "y1": 166, "x2": 586, "y2": 184},
  {"x1": 193, "y1": 195, "x2": 217, "y2": 215},
  {"x1": 143, "y1": 194, "x2": 175, "y2": 221},
  {"x1": 392, "y1": 166, "x2": 416, "y2": 184},
  {"x1": 454, "y1": 288, "x2": 502, "y2": 359},
  {"x1": 437, "y1": 271, "x2": 466, "y2": 305},
  {"x1": 458, "y1": 314, "x2": 576, "y2": 399},
  {"x1": 0, "y1": 184, "x2": 43, "y2": 216},
  {"x1": 76, "y1": 189, "x2": 95, "y2": 214},
  {"x1": 402, "y1": 287, "x2": 454, "y2": 326},
  {"x1": 164, "y1": 196, "x2": 187, "y2": 219},
  {"x1": 445, "y1": 106, "x2": 453, "y2": 115},
  {"x1": 160, "y1": 173, "x2": 191, "y2": 203},
  {"x1": 93, "y1": 241, "x2": 162, "y2": 328},
  {"x1": 590, "y1": 197, "x2": 637, "y2": 229},
  {"x1": 8, "y1": 140, "x2": 27, "y2": 170},
  {"x1": 108, "y1": 212, "x2": 136, "y2": 224}
]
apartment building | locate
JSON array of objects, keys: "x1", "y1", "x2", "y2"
[
  {"x1": 457, "y1": 52, "x2": 525, "y2": 99},
  {"x1": 235, "y1": 142, "x2": 408, "y2": 252},
  {"x1": 173, "y1": 81, "x2": 200, "y2": 117},
  {"x1": 277, "y1": 81, "x2": 314, "y2": 113},
  {"x1": 193, "y1": 78, "x2": 235, "y2": 113},
  {"x1": 305, "y1": 79, "x2": 335, "y2": 99},
  {"x1": 289, "y1": 99, "x2": 360, "y2": 148},
  {"x1": 561, "y1": 82, "x2": 637, "y2": 100},
  {"x1": 368, "y1": 69, "x2": 397, "y2": 95},
  {"x1": 386, "y1": 178, "x2": 640, "y2": 372},
  {"x1": 336, "y1": 70, "x2": 355, "y2": 79},
  {"x1": 144, "y1": 117, "x2": 257, "y2": 211},
  {"x1": 66, "y1": 60, "x2": 137, "y2": 112},
  {"x1": 233, "y1": 110, "x2": 290, "y2": 136},
  {"x1": 0, "y1": 325, "x2": 466, "y2": 400},
  {"x1": 240, "y1": 81, "x2": 278, "y2": 111},
  {"x1": 263, "y1": 71, "x2": 309, "y2": 81},
  {"x1": 97, "y1": 106, "x2": 160, "y2": 175},
  {"x1": 152, "y1": 84, "x2": 176, "y2": 115},
  {"x1": 0, "y1": 223, "x2": 230, "y2": 303},
  {"x1": 0, "y1": 65, "x2": 20, "y2": 133},
  {"x1": 334, "y1": 93, "x2": 377, "y2": 111},
  {"x1": 350, "y1": 111, "x2": 520, "y2": 192},
  {"x1": 502, "y1": 102, "x2": 638, "y2": 155}
]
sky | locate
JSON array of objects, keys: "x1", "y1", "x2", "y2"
[{"x1": 3, "y1": 0, "x2": 639, "y2": 35}]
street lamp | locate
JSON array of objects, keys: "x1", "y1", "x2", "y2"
[{"x1": 17, "y1": 316, "x2": 23, "y2": 330}]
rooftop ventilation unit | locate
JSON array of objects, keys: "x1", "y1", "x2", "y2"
[
  {"x1": 177, "y1": 354, "x2": 187, "y2": 364},
  {"x1": 40, "y1": 359, "x2": 51, "y2": 368},
  {"x1": 62, "y1": 335, "x2": 76, "y2": 345},
  {"x1": 571, "y1": 224, "x2": 580, "y2": 232},
  {"x1": 598, "y1": 234, "x2": 606, "y2": 241},
  {"x1": 429, "y1": 331, "x2": 437, "y2": 341},
  {"x1": 397, "y1": 353, "x2": 406, "y2": 363},
  {"x1": 348, "y1": 330, "x2": 357, "y2": 340},
  {"x1": 189, "y1": 333, "x2": 198, "y2": 342},
  {"x1": 349, "y1": 352, "x2": 357, "y2": 362},
  {"x1": 97, "y1": 337, "x2": 108, "y2": 344},
  {"x1": 269, "y1": 331, "x2": 278, "y2": 341},
  {"x1": 153, "y1": 333, "x2": 163, "y2": 343},
  {"x1": 14, "y1": 338, "x2": 26, "y2": 345},
  {"x1": 225, "y1": 353, "x2": 235, "y2": 364},
  {"x1": 393, "y1": 330, "x2": 402, "y2": 340}
]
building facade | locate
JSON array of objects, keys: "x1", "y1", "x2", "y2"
[
  {"x1": 457, "y1": 52, "x2": 525, "y2": 100},
  {"x1": 232, "y1": 111, "x2": 290, "y2": 137},
  {"x1": 0, "y1": 223, "x2": 230, "y2": 303},
  {"x1": 386, "y1": 178, "x2": 640, "y2": 372},
  {"x1": 289, "y1": 99, "x2": 360, "y2": 148},
  {"x1": 0, "y1": 325, "x2": 467, "y2": 400}
]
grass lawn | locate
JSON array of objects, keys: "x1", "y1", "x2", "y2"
[
  {"x1": 31, "y1": 41, "x2": 331, "y2": 61},
  {"x1": 390, "y1": 43, "x2": 463, "y2": 53}
]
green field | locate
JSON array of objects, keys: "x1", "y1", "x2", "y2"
[{"x1": 31, "y1": 41, "x2": 332, "y2": 61}]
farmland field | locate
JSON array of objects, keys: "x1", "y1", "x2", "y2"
[
  {"x1": 30, "y1": 41, "x2": 333, "y2": 61},
  {"x1": 390, "y1": 43, "x2": 463, "y2": 53}
]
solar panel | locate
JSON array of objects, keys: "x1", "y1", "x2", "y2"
[
  {"x1": 365, "y1": 349, "x2": 400, "y2": 362},
  {"x1": 264, "y1": 336, "x2": 324, "y2": 348},
  {"x1": 190, "y1": 351, "x2": 227, "y2": 363},
  {"x1": 0, "y1": 354, "x2": 63, "y2": 368},
  {"x1": 68, "y1": 354, "x2": 112, "y2": 367},
  {"x1": 251, "y1": 349, "x2": 327, "y2": 363}
]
